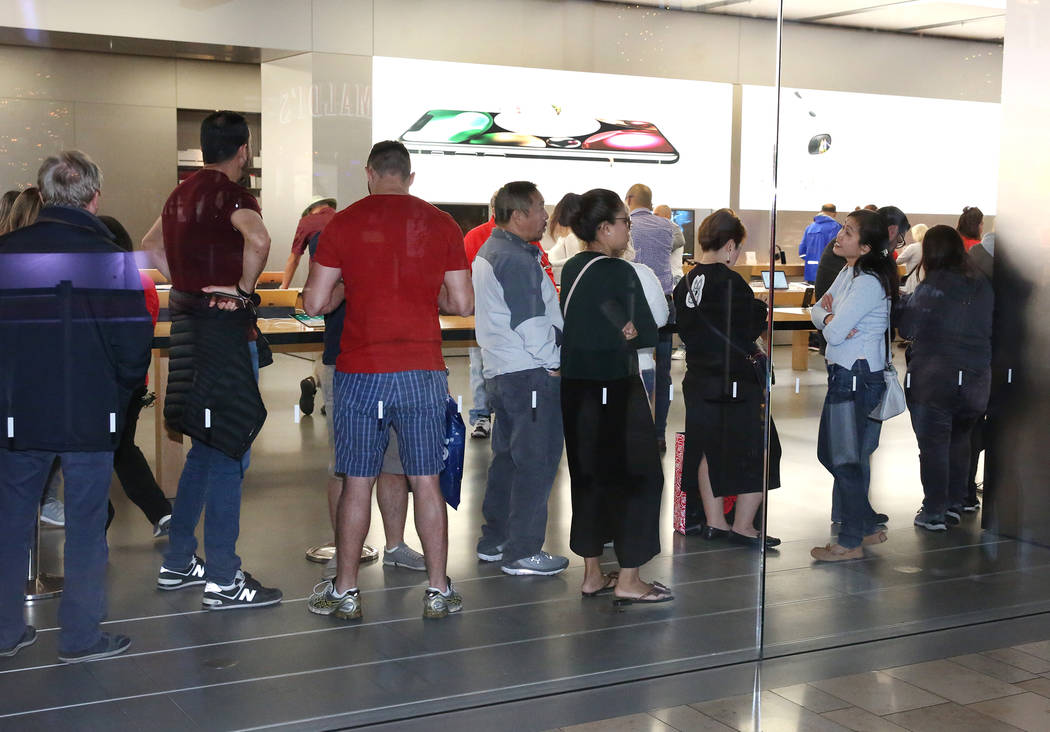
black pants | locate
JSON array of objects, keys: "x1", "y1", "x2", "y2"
[
  {"x1": 562, "y1": 376, "x2": 662, "y2": 569},
  {"x1": 907, "y1": 365, "x2": 990, "y2": 517},
  {"x1": 107, "y1": 384, "x2": 171, "y2": 529}
]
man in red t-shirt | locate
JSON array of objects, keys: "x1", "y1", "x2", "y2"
[
  {"x1": 304, "y1": 141, "x2": 473, "y2": 621},
  {"x1": 141, "y1": 111, "x2": 281, "y2": 612}
]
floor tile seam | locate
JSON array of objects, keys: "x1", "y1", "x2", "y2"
[
  {"x1": 17, "y1": 565, "x2": 773, "y2": 645},
  {"x1": 4, "y1": 599, "x2": 768, "y2": 678},
  {"x1": 0, "y1": 625, "x2": 761, "y2": 723},
  {"x1": 761, "y1": 603, "x2": 1050, "y2": 660},
  {"x1": 8, "y1": 582, "x2": 891, "y2": 676},
  {"x1": 843, "y1": 562, "x2": 1050, "y2": 599},
  {"x1": 877, "y1": 665, "x2": 1030, "y2": 703}
]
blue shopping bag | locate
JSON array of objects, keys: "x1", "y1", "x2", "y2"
[{"x1": 439, "y1": 394, "x2": 465, "y2": 509}]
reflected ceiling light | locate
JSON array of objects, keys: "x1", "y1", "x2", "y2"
[{"x1": 910, "y1": 0, "x2": 1005, "y2": 8}]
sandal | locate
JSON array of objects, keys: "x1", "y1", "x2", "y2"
[
  {"x1": 613, "y1": 583, "x2": 674, "y2": 606},
  {"x1": 581, "y1": 572, "x2": 619, "y2": 598}
]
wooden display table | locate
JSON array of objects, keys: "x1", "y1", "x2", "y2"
[{"x1": 149, "y1": 312, "x2": 813, "y2": 490}]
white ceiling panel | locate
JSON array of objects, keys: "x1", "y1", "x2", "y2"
[{"x1": 612, "y1": 1, "x2": 1005, "y2": 41}]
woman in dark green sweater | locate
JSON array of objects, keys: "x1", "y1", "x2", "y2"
[{"x1": 560, "y1": 188, "x2": 671, "y2": 605}]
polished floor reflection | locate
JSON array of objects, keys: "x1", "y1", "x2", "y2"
[
  {"x1": 2, "y1": 346, "x2": 1048, "y2": 729},
  {"x1": 555, "y1": 639, "x2": 1050, "y2": 731}
]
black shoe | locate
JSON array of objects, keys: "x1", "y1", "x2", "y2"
[
  {"x1": 961, "y1": 499, "x2": 980, "y2": 513},
  {"x1": 299, "y1": 376, "x2": 317, "y2": 416},
  {"x1": 202, "y1": 570, "x2": 282, "y2": 610},
  {"x1": 157, "y1": 554, "x2": 206, "y2": 591},
  {"x1": 701, "y1": 526, "x2": 730, "y2": 540},
  {"x1": 945, "y1": 507, "x2": 962, "y2": 525},
  {"x1": 729, "y1": 530, "x2": 781, "y2": 549},
  {"x1": 874, "y1": 513, "x2": 889, "y2": 524},
  {"x1": 58, "y1": 633, "x2": 130, "y2": 664},
  {"x1": 0, "y1": 626, "x2": 36, "y2": 658}
]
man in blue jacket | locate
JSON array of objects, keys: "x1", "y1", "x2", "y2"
[
  {"x1": 799, "y1": 203, "x2": 841, "y2": 283},
  {"x1": 0, "y1": 151, "x2": 154, "y2": 662}
]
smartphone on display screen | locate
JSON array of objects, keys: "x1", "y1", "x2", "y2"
[{"x1": 399, "y1": 109, "x2": 679, "y2": 164}]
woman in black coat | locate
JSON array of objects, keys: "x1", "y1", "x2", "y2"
[{"x1": 674, "y1": 209, "x2": 781, "y2": 548}]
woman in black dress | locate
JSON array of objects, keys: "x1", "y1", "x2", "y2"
[
  {"x1": 674, "y1": 209, "x2": 781, "y2": 548},
  {"x1": 560, "y1": 188, "x2": 672, "y2": 604}
]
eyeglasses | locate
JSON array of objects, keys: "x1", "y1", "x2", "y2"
[{"x1": 611, "y1": 216, "x2": 632, "y2": 229}]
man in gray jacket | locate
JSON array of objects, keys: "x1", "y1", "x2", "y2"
[{"x1": 472, "y1": 181, "x2": 568, "y2": 576}]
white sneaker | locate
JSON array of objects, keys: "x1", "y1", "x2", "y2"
[
  {"x1": 470, "y1": 416, "x2": 491, "y2": 439},
  {"x1": 671, "y1": 348, "x2": 686, "y2": 361}
]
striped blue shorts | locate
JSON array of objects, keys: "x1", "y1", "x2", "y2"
[{"x1": 333, "y1": 369, "x2": 448, "y2": 477}]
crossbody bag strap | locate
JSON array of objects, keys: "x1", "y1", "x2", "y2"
[
  {"x1": 885, "y1": 299, "x2": 893, "y2": 369},
  {"x1": 561, "y1": 254, "x2": 607, "y2": 313}
]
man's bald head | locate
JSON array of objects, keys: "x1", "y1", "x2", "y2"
[
  {"x1": 653, "y1": 205, "x2": 672, "y2": 219},
  {"x1": 625, "y1": 183, "x2": 652, "y2": 211}
]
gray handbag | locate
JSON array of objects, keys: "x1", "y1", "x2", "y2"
[{"x1": 870, "y1": 300, "x2": 907, "y2": 421}]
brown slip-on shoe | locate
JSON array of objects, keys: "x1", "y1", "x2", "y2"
[{"x1": 810, "y1": 543, "x2": 863, "y2": 562}]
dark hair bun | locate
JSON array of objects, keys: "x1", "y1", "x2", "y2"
[{"x1": 569, "y1": 188, "x2": 623, "y2": 243}]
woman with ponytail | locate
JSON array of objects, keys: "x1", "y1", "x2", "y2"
[
  {"x1": 560, "y1": 188, "x2": 671, "y2": 604},
  {"x1": 810, "y1": 208, "x2": 900, "y2": 561}
]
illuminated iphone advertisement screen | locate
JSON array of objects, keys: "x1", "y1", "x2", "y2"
[
  {"x1": 373, "y1": 57, "x2": 732, "y2": 208},
  {"x1": 739, "y1": 85, "x2": 1001, "y2": 214}
]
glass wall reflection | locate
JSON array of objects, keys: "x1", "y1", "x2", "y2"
[{"x1": 766, "y1": 1, "x2": 1025, "y2": 658}]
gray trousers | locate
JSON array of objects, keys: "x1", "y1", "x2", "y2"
[{"x1": 480, "y1": 368, "x2": 564, "y2": 564}]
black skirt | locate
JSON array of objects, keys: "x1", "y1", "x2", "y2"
[
  {"x1": 561, "y1": 376, "x2": 662, "y2": 568},
  {"x1": 681, "y1": 371, "x2": 781, "y2": 499}
]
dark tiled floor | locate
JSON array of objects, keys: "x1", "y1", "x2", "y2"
[{"x1": 4, "y1": 347, "x2": 1048, "y2": 730}]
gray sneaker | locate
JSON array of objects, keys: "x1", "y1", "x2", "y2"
[
  {"x1": 423, "y1": 578, "x2": 462, "y2": 619},
  {"x1": 477, "y1": 540, "x2": 506, "y2": 562},
  {"x1": 383, "y1": 542, "x2": 426, "y2": 571},
  {"x1": 501, "y1": 551, "x2": 569, "y2": 576},
  {"x1": 914, "y1": 509, "x2": 947, "y2": 532},
  {"x1": 40, "y1": 498, "x2": 65, "y2": 527},
  {"x1": 307, "y1": 581, "x2": 362, "y2": 620}
]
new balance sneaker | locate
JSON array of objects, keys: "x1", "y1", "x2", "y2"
[
  {"x1": 58, "y1": 633, "x2": 130, "y2": 664},
  {"x1": 501, "y1": 551, "x2": 569, "y2": 576},
  {"x1": 40, "y1": 497, "x2": 65, "y2": 527},
  {"x1": 299, "y1": 376, "x2": 317, "y2": 416},
  {"x1": 914, "y1": 509, "x2": 947, "y2": 532},
  {"x1": 307, "y1": 581, "x2": 361, "y2": 620},
  {"x1": 383, "y1": 542, "x2": 426, "y2": 571},
  {"x1": 423, "y1": 578, "x2": 463, "y2": 619},
  {"x1": 153, "y1": 514, "x2": 172, "y2": 538},
  {"x1": 945, "y1": 507, "x2": 962, "y2": 525},
  {"x1": 470, "y1": 416, "x2": 491, "y2": 439},
  {"x1": 202, "y1": 570, "x2": 282, "y2": 610},
  {"x1": 157, "y1": 554, "x2": 206, "y2": 591},
  {"x1": 0, "y1": 626, "x2": 36, "y2": 658},
  {"x1": 476, "y1": 540, "x2": 506, "y2": 562}
]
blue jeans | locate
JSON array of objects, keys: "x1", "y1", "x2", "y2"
[
  {"x1": 164, "y1": 342, "x2": 258, "y2": 585},
  {"x1": 468, "y1": 347, "x2": 490, "y2": 425},
  {"x1": 0, "y1": 448, "x2": 111, "y2": 654},
  {"x1": 818, "y1": 360, "x2": 886, "y2": 549}
]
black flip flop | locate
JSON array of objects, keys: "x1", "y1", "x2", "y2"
[
  {"x1": 581, "y1": 572, "x2": 619, "y2": 598},
  {"x1": 613, "y1": 584, "x2": 674, "y2": 606}
]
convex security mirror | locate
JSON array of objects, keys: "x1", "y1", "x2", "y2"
[{"x1": 808, "y1": 133, "x2": 832, "y2": 155}]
